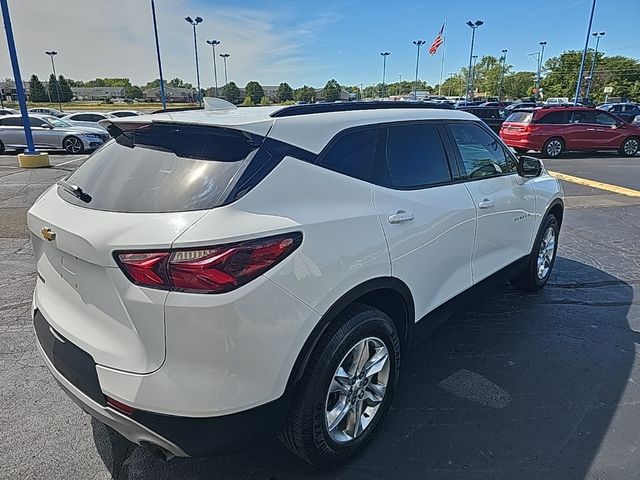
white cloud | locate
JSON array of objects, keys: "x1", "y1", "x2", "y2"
[{"x1": 0, "y1": 0, "x2": 339, "y2": 88}]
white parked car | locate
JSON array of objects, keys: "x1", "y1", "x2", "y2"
[
  {"x1": 29, "y1": 107, "x2": 65, "y2": 118},
  {"x1": 29, "y1": 102, "x2": 564, "y2": 466},
  {"x1": 61, "y1": 111, "x2": 115, "y2": 129},
  {"x1": 0, "y1": 114, "x2": 109, "y2": 153},
  {"x1": 108, "y1": 110, "x2": 143, "y2": 118}
]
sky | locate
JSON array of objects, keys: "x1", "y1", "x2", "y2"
[{"x1": 0, "y1": 0, "x2": 639, "y2": 90}]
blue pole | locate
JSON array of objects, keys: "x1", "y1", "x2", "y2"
[
  {"x1": 0, "y1": 0, "x2": 36, "y2": 154},
  {"x1": 574, "y1": 0, "x2": 597, "y2": 105},
  {"x1": 150, "y1": 0, "x2": 166, "y2": 109},
  {"x1": 192, "y1": 24, "x2": 202, "y2": 107}
]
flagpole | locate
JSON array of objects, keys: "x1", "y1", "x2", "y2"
[{"x1": 438, "y1": 19, "x2": 447, "y2": 97}]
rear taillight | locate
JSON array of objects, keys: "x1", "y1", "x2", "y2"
[{"x1": 114, "y1": 232, "x2": 302, "y2": 294}]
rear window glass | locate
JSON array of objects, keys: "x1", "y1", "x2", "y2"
[
  {"x1": 58, "y1": 123, "x2": 262, "y2": 213},
  {"x1": 505, "y1": 111, "x2": 533, "y2": 123},
  {"x1": 536, "y1": 111, "x2": 566, "y2": 124}
]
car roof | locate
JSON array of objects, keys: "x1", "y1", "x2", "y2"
[
  {"x1": 106, "y1": 104, "x2": 476, "y2": 154},
  {"x1": 64, "y1": 111, "x2": 112, "y2": 116}
]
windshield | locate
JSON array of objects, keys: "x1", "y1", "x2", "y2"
[{"x1": 57, "y1": 123, "x2": 264, "y2": 213}]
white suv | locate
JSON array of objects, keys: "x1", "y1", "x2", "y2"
[{"x1": 28, "y1": 102, "x2": 564, "y2": 466}]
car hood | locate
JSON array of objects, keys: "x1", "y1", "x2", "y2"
[{"x1": 62, "y1": 125, "x2": 108, "y2": 134}]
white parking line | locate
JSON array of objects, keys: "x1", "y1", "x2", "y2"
[{"x1": 55, "y1": 156, "x2": 88, "y2": 167}]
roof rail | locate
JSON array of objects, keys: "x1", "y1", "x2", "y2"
[{"x1": 270, "y1": 101, "x2": 453, "y2": 118}]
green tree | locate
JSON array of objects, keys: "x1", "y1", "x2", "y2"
[
  {"x1": 48, "y1": 73, "x2": 61, "y2": 104},
  {"x1": 322, "y1": 79, "x2": 341, "y2": 101},
  {"x1": 503, "y1": 71, "x2": 536, "y2": 99},
  {"x1": 28, "y1": 74, "x2": 48, "y2": 102},
  {"x1": 123, "y1": 85, "x2": 144, "y2": 99},
  {"x1": 245, "y1": 81, "x2": 264, "y2": 104},
  {"x1": 275, "y1": 82, "x2": 294, "y2": 102},
  {"x1": 145, "y1": 79, "x2": 162, "y2": 89},
  {"x1": 242, "y1": 96, "x2": 255, "y2": 106},
  {"x1": 260, "y1": 96, "x2": 272, "y2": 105},
  {"x1": 221, "y1": 81, "x2": 241, "y2": 104},
  {"x1": 294, "y1": 85, "x2": 315, "y2": 102},
  {"x1": 57, "y1": 75, "x2": 73, "y2": 102}
]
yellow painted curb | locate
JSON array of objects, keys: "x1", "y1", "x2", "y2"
[
  {"x1": 18, "y1": 152, "x2": 50, "y2": 168},
  {"x1": 548, "y1": 170, "x2": 640, "y2": 199}
]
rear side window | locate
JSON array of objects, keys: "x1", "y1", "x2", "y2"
[
  {"x1": 317, "y1": 128, "x2": 379, "y2": 181},
  {"x1": 537, "y1": 111, "x2": 565, "y2": 124},
  {"x1": 0, "y1": 117, "x2": 21, "y2": 126},
  {"x1": 373, "y1": 123, "x2": 451, "y2": 189},
  {"x1": 58, "y1": 123, "x2": 262, "y2": 213},
  {"x1": 505, "y1": 111, "x2": 532, "y2": 123}
]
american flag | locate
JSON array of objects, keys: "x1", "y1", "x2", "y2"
[{"x1": 429, "y1": 23, "x2": 445, "y2": 55}]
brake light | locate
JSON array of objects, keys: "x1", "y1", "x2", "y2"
[
  {"x1": 106, "y1": 396, "x2": 135, "y2": 416},
  {"x1": 114, "y1": 232, "x2": 302, "y2": 294}
]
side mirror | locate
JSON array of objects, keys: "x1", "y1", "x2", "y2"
[{"x1": 517, "y1": 155, "x2": 542, "y2": 178}]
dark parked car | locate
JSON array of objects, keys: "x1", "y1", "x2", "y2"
[
  {"x1": 458, "y1": 106, "x2": 506, "y2": 134},
  {"x1": 598, "y1": 103, "x2": 640, "y2": 124}
]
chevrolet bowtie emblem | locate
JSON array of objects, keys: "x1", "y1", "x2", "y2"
[{"x1": 41, "y1": 227, "x2": 56, "y2": 242}]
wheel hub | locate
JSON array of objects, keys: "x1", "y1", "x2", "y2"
[{"x1": 536, "y1": 226, "x2": 556, "y2": 280}]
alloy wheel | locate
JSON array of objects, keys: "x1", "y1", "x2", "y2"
[
  {"x1": 537, "y1": 226, "x2": 556, "y2": 280},
  {"x1": 623, "y1": 138, "x2": 639, "y2": 156},
  {"x1": 324, "y1": 336, "x2": 390, "y2": 443},
  {"x1": 64, "y1": 137, "x2": 82, "y2": 154},
  {"x1": 546, "y1": 140, "x2": 562, "y2": 157}
]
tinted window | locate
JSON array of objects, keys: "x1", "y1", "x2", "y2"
[
  {"x1": 0, "y1": 117, "x2": 21, "y2": 126},
  {"x1": 538, "y1": 111, "x2": 565, "y2": 124},
  {"x1": 595, "y1": 112, "x2": 617, "y2": 126},
  {"x1": 318, "y1": 128, "x2": 378, "y2": 181},
  {"x1": 505, "y1": 111, "x2": 533, "y2": 123},
  {"x1": 72, "y1": 114, "x2": 101, "y2": 122},
  {"x1": 570, "y1": 111, "x2": 596, "y2": 124},
  {"x1": 374, "y1": 124, "x2": 451, "y2": 189},
  {"x1": 58, "y1": 124, "x2": 262, "y2": 213},
  {"x1": 29, "y1": 117, "x2": 48, "y2": 127},
  {"x1": 449, "y1": 123, "x2": 512, "y2": 179}
]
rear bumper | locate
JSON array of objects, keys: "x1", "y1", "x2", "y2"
[
  {"x1": 500, "y1": 134, "x2": 540, "y2": 150},
  {"x1": 33, "y1": 310, "x2": 293, "y2": 457}
]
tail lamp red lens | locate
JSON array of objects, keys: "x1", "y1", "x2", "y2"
[
  {"x1": 106, "y1": 396, "x2": 135, "y2": 416},
  {"x1": 114, "y1": 232, "x2": 302, "y2": 294}
]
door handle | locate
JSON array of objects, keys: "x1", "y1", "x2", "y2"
[
  {"x1": 478, "y1": 198, "x2": 495, "y2": 209},
  {"x1": 387, "y1": 210, "x2": 415, "y2": 224}
]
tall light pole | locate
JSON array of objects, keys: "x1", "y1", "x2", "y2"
[
  {"x1": 219, "y1": 53, "x2": 230, "y2": 87},
  {"x1": 447, "y1": 72, "x2": 455, "y2": 96},
  {"x1": 380, "y1": 52, "x2": 390, "y2": 99},
  {"x1": 574, "y1": 0, "x2": 597, "y2": 105},
  {"x1": 585, "y1": 31, "x2": 605, "y2": 100},
  {"x1": 498, "y1": 49, "x2": 508, "y2": 101},
  {"x1": 471, "y1": 55, "x2": 478, "y2": 98},
  {"x1": 465, "y1": 20, "x2": 483, "y2": 103},
  {"x1": 529, "y1": 51, "x2": 541, "y2": 98},
  {"x1": 397, "y1": 74, "x2": 403, "y2": 96},
  {"x1": 412, "y1": 40, "x2": 425, "y2": 100},
  {"x1": 150, "y1": 0, "x2": 166, "y2": 109},
  {"x1": 45, "y1": 51, "x2": 62, "y2": 111},
  {"x1": 185, "y1": 16, "x2": 203, "y2": 107},
  {"x1": 538, "y1": 41, "x2": 547, "y2": 99},
  {"x1": 206, "y1": 39, "x2": 220, "y2": 97}
]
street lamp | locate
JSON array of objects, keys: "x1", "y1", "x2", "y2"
[
  {"x1": 219, "y1": 53, "x2": 230, "y2": 87},
  {"x1": 585, "y1": 32, "x2": 605, "y2": 100},
  {"x1": 465, "y1": 20, "x2": 483, "y2": 103},
  {"x1": 206, "y1": 39, "x2": 220, "y2": 97},
  {"x1": 185, "y1": 15, "x2": 203, "y2": 107},
  {"x1": 574, "y1": 0, "x2": 597, "y2": 105},
  {"x1": 471, "y1": 54, "x2": 478, "y2": 97},
  {"x1": 412, "y1": 40, "x2": 426, "y2": 100},
  {"x1": 380, "y1": 52, "x2": 390, "y2": 98},
  {"x1": 538, "y1": 41, "x2": 547, "y2": 99},
  {"x1": 150, "y1": 0, "x2": 166, "y2": 109},
  {"x1": 498, "y1": 49, "x2": 508, "y2": 101},
  {"x1": 45, "y1": 51, "x2": 62, "y2": 111}
]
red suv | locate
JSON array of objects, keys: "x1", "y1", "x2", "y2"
[{"x1": 500, "y1": 106, "x2": 640, "y2": 158}]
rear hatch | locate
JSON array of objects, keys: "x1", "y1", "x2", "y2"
[{"x1": 29, "y1": 118, "x2": 271, "y2": 373}]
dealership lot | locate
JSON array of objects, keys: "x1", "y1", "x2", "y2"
[{"x1": 1, "y1": 152, "x2": 640, "y2": 479}]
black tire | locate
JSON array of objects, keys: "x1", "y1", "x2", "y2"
[
  {"x1": 511, "y1": 214, "x2": 560, "y2": 292},
  {"x1": 281, "y1": 304, "x2": 401, "y2": 467},
  {"x1": 619, "y1": 137, "x2": 639, "y2": 157},
  {"x1": 63, "y1": 135, "x2": 85, "y2": 154},
  {"x1": 542, "y1": 137, "x2": 564, "y2": 158},
  {"x1": 514, "y1": 147, "x2": 528, "y2": 154},
  {"x1": 0, "y1": 140, "x2": 4, "y2": 154}
]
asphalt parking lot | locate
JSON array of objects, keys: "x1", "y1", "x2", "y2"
[{"x1": 1, "y1": 151, "x2": 640, "y2": 480}]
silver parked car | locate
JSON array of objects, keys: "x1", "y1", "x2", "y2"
[
  {"x1": 29, "y1": 107, "x2": 65, "y2": 118},
  {"x1": 61, "y1": 111, "x2": 116, "y2": 128},
  {"x1": 0, "y1": 114, "x2": 110, "y2": 154}
]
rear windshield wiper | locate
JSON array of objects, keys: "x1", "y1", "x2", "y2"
[{"x1": 57, "y1": 180, "x2": 92, "y2": 203}]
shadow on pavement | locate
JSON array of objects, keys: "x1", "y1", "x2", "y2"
[{"x1": 93, "y1": 257, "x2": 636, "y2": 480}]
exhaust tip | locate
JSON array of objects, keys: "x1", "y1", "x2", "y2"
[{"x1": 140, "y1": 441, "x2": 174, "y2": 462}]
